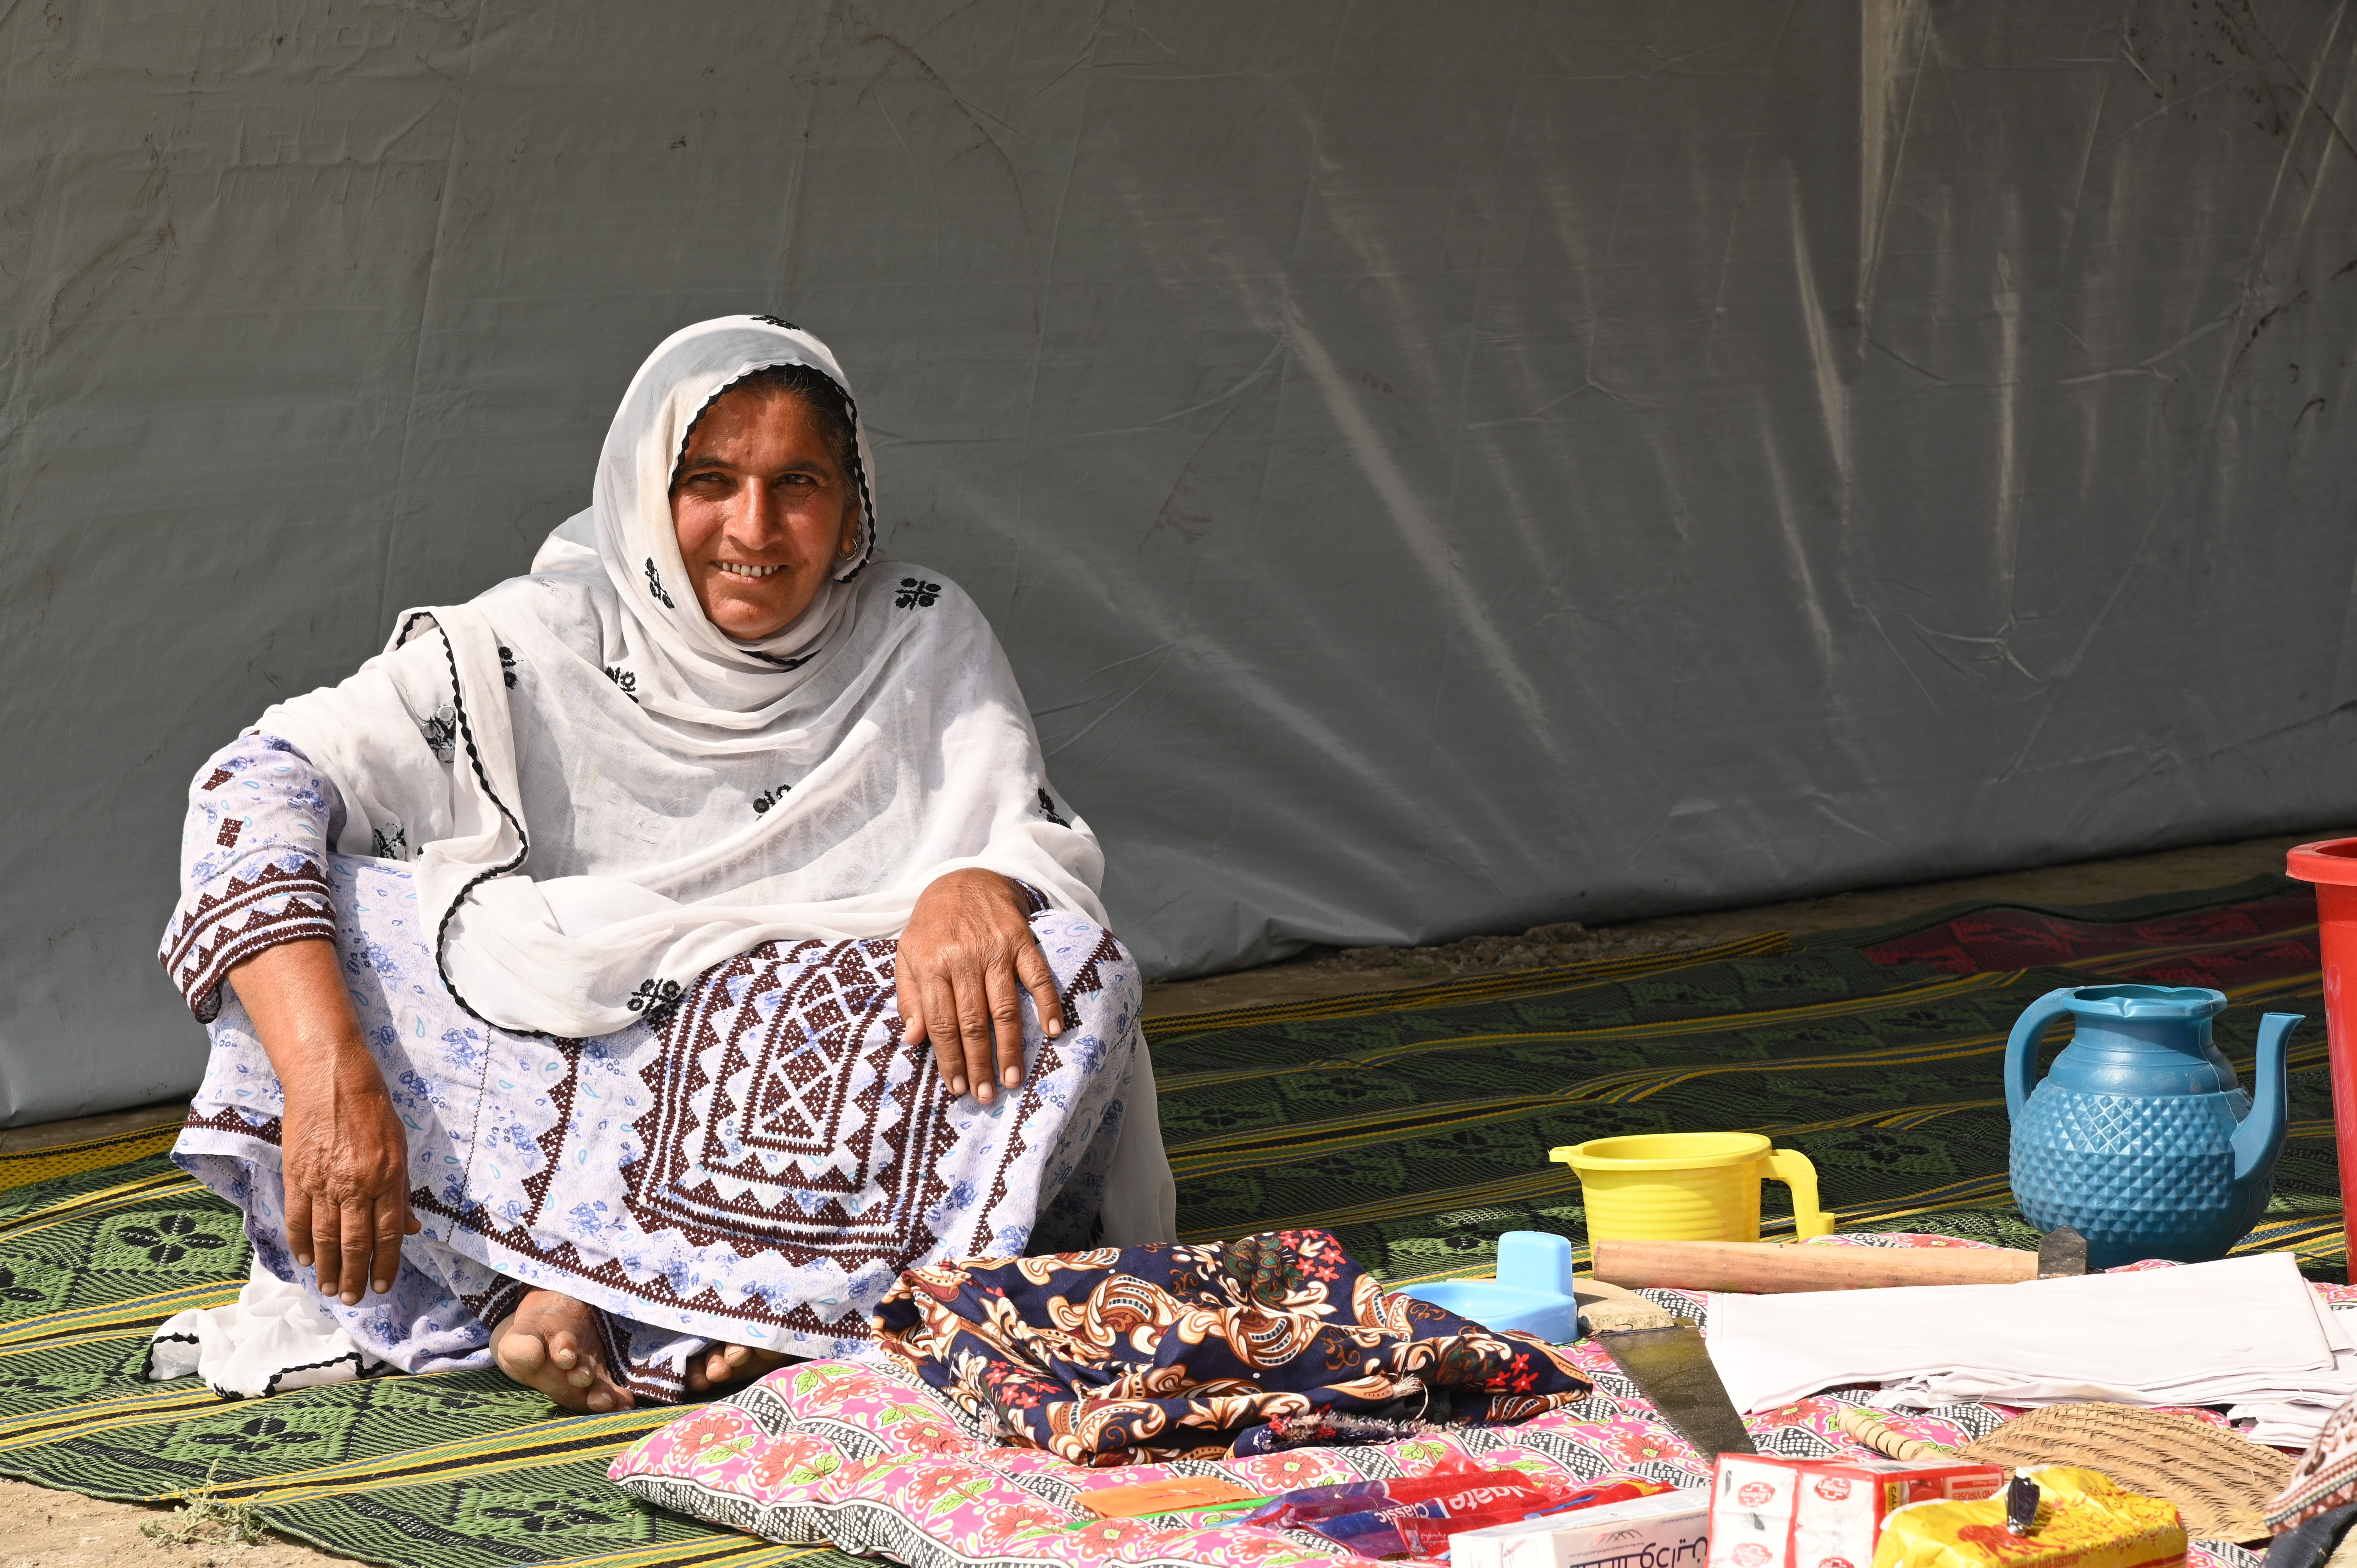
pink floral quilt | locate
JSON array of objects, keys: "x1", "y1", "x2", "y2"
[{"x1": 610, "y1": 1236, "x2": 2326, "y2": 1568}]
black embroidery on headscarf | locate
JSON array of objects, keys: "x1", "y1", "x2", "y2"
[
  {"x1": 626, "y1": 977, "x2": 684, "y2": 1025},
  {"x1": 894, "y1": 578, "x2": 941, "y2": 609},
  {"x1": 371, "y1": 822, "x2": 407, "y2": 860},
  {"x1": 752, "y1": 315, "x2": 802, "y2": 332},
  {"x1": 643, "y1": 558, "x2": 676, "y2": 609},
  {"x1": 425, "y1": 628, "x2": 544, "y2": 1038},
  {"x1": 498, "y1": 646, "x2": 518, "y2": 688},
  {"x1": 747, "y1": 649, "x2": 818, "y2": 670},
  {"x1": 420, "y1": 705, "x2": 458, "y2": 763},
  {"x1": 604, "y1": 666, "x2": 640, "y2": 703},
  {"x1": 1037, "y1": 788, "x2": 1070, "y2": 828},
  {"x1": 832, "y1": 382, "x2": 878, "y2": 582},
  {"x1": 752, "y1": 786, "x2": 790, "y2": 814}
]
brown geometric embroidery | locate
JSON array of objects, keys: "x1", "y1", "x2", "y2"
[
  {"x1": 215, "y1": 819, "x2": 244, "y2": 848},
  {"x1": 1055, "y1": 927, "x2": 1123, "y2": 1032},
  {"x1": 407, "y1": 1181, "x2": 894, "y2": 1345},
  {"x1": 401, "y1": 934, "x2": 1063, "y2": 1349},
  {"x1": 201, "y1": 768, "x2": 235, "y2": 791},
  {"x1": 160, "y1": 859, "x2": 335, "y2": 1022},
  {"x1": 180, "y1": 1105, "x2": 285, "y2": 1146},
  {"x1": 624, "y1": 937, "x2": 955, "y2": 1265}
]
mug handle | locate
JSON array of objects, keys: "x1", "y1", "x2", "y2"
[
  {"x1": 2004, "y1": 988, "x2": 2078, "y2": 1124},
  {"x1": 1763, "y1": 1148, "x2": 1834, "y2": 1238}
]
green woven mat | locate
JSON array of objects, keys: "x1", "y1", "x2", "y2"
[
  {"x1": 0, "y1": 1162, "x2": 827, "y2": 1568},
  {"x1": 0, "y1": 878, "x2": 2335, "y2": 1566},
  {"x1": 1157, "y1": 943, "x2": 2338, "y2": 1284}
]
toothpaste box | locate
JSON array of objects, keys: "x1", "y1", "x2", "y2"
[
  {"x1": 1793, "y1": 1458, "x2": 2005, "y2": 1568},
  {"x1": 1709, "y1": 1456, "x2": 1804, "y2": 1568},
  {"x1": 1451, "y1": 1487, "x2": 1711, "y2": 1568},
  {"x1": 1709, "y1": 1456, "x2": 2007, "y2": 1568}
]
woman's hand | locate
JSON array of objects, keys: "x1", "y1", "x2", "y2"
[
  {"x1": 896, "y1": 869, "x2": 1063, "y2": 1104},
  {"x1": 227, "y1": 939, "x2": 421, "y2": 1305}
]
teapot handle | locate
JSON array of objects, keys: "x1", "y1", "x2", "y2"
[{"x1": 2004, "y1": 988, "x2": 2079, "y2": 1123}]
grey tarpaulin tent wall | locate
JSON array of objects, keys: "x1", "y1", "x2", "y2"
[{"x1": 4, "y1": 1, "x2": 2355, "y2": 1125}]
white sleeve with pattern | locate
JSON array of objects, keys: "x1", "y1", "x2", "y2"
[{"x1": 158, "y1": 733, "x2": 344, "y2": 1023}]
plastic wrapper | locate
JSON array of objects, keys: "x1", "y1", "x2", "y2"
[
  {"x1": 1258, "y1": 1475, "x2": 1666, "y2": 1559},
  {"x1": 1451, "y1": 1487, "x2": 1712, "y2": 1568},
  {"x1": 1237, "y1": 1469, "x2": 1546, "y2": 1530},
  {"x1": 1870, "y1": 1467, "x2": 2185, "y2": 1568}
]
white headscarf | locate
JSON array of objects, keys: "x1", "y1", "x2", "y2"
[{"x1": 259, "y1": 316, "x2": 1106, "y2": 1038}]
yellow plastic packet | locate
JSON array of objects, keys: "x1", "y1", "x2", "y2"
[{"x1": 1871, "y1": 1466, "x2": 2186, "y2": 1568}]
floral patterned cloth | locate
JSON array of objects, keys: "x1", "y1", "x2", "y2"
[
  {"x1": 871, "y1": 1229, "x2": 1593, "y2": 1464},
  {"x1": 162, "y1": 737, "x2": 1156, "y2": 1400}
]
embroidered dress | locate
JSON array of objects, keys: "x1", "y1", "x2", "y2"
[
  {"x1": 148, "y1": 319, "x2": 1177, "y2": 1400},
  {"x1": 158, "y1": 738, "x2": 1154, "y2": 1400}
]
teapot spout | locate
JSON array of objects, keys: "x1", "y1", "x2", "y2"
[{"x1": 2231, "y1": 1012, "x2": 2299, "y2": 1186}]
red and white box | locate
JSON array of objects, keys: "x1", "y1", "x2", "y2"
[
  {"x1": 1709, "y1": 1457, "x2": 1803, "y2": 1568},
  {"x1": 1709, "y1": 1455, "x2": 2005, "y2": 1568}
]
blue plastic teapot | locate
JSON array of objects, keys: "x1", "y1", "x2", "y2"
[{"x1": 2005, "y1": 984, "x2": 2295, "y2": 1270}]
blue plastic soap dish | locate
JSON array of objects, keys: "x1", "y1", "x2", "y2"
[{"x1": 1390, "y1": 1230, "x2": 1581, "y2": 1341}]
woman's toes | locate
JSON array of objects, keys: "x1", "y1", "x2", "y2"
[
  {"x1": 538, "y1": 1328, "x2": 596, "y2": 1389},
  {"x1": 490, "y1": 1294, "x2": 628, "y2": 1413},
  {"x1": 683, "y1": 1342, "x2": 786, "y2": 1394},
  {"x1": 494, "y1": 1324, "x2": 548, "y2": 1379}
]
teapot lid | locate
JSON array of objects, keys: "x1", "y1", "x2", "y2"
[{"x1": 2065, "y1": 983, "x2": 2227, "y2": 1019}]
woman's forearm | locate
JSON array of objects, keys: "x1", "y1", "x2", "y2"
[
  {"x1": 225, "y1": 937, "x2": 419, "y2": 1302},
  {"x1": 226, "y1": 938, "x2": 379, "y2": 1097}
]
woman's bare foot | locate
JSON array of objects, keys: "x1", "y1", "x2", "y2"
[
  {"x1": 491, "y1": 1289, "x2": 634, "y2": 1412},
  {"x1": 683, "y1": 1342, "x2": 790, "y2": 1394}
]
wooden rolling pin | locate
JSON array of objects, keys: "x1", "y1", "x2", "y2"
[{"x1": 1590, "y1": 1238, "x2": 2044, "y2": 1293}]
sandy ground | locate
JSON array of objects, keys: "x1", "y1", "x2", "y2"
[
  {"x1": 0, "y1": 824, "x2": 2339, "y2": 1559},
  {"x1": 0, "y1": 1478, "x2": 350, "y2": 1567}
]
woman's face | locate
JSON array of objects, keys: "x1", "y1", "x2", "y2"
[{"x1": 669, "y1": 385, "x2": 859, "y2": 641}]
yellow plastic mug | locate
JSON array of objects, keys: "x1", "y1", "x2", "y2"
[{"x1": 1550, "y1": 1132, "x2": 1834, "y2": 1243}]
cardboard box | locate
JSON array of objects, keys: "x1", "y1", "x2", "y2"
[
  {"x1": 1790, "y1": 1459, "x2": 2005, "y2": 1568},
  {"x1": 1708, "y1": 1455, "x2": 2007, "y2": 1568},
  {"x1": 1451, "y1": 1487, "x2": 1712, "y2": 1568},
  {"x1": 1709, "y1": 1456, "x2": 1804, "y2": 1568}
]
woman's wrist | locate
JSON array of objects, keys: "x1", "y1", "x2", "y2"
[{"x1": 277, "y1": 1038, "x2": 389, "y2": 1110}]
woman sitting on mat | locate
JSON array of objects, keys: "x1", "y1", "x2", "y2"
[{"x1": 152, "y1": 316, "x2": 1173, "y2": 1411}]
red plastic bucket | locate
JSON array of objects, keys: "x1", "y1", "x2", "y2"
[{"x1": 2286, "y1": 839, "x2": 2357, "y2": 1264}]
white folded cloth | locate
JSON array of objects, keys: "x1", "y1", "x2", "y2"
[
  {"x1": 2229, "y1": 1385, "x2": 2357, "y2": 1449},
  {"x1": 1707, "y1": 1253, "x2": 2357, "y2": 1444},
  {"x1": 148, "y1": 1257, "x2": 385, "y2": 1398}
]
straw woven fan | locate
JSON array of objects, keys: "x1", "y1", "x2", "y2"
[
  {"x1": 1858, "y1": 1403, "x2": 2286, "y2": 1543},
  {"x1": 1837, "y1": 1404, "x2": 2290, "y2": 1542}
]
